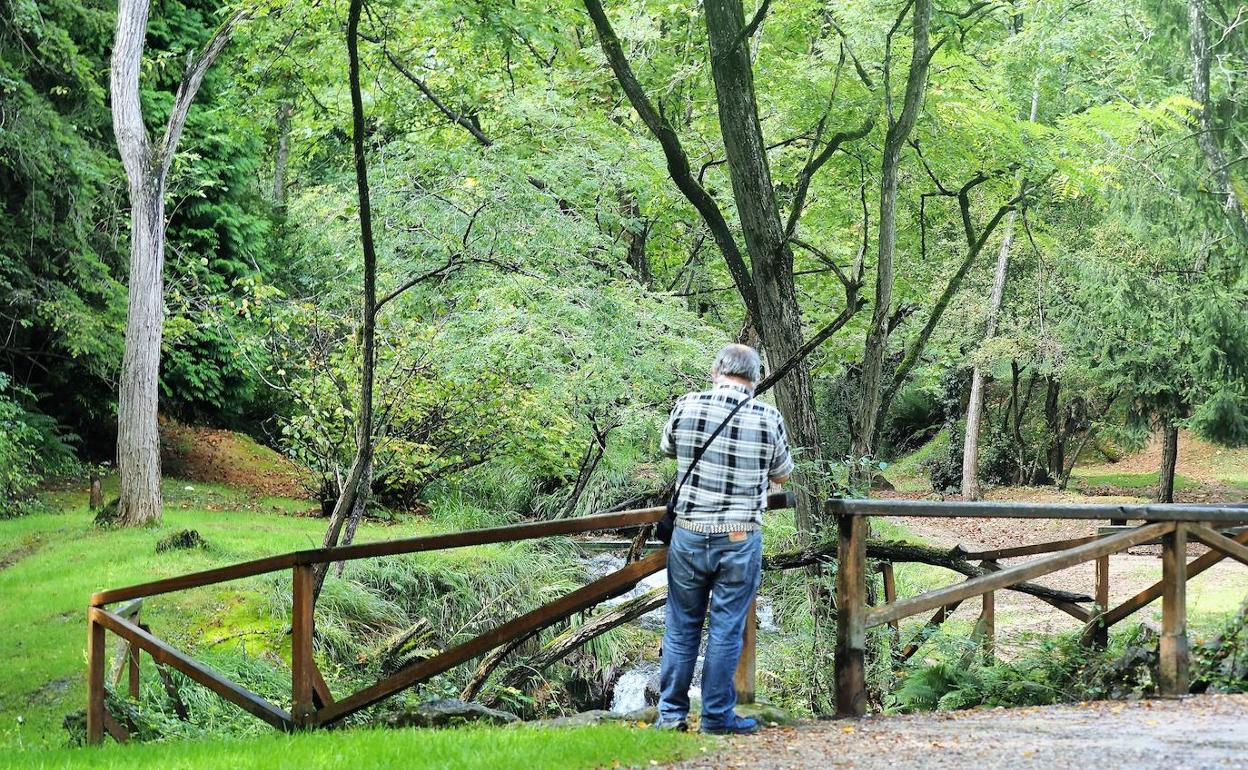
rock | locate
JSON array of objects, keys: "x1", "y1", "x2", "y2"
[
  {"x1": 622, "y1": 706, "x2": 660, "y2": 723},
  {"x1": 644, "y1": 671, "x2": 662, "y2": 706},
  {"x1": 871, "y1": 473, "x2": 896, "y2": 491},
  {"x1": 384, "y1": 698, "x2": 519, "y2": 728},
  {"x1": 156, "y1": 529, "x2": 208, "y2": 553},
  {"x1": 534, "y1": 709, "x2": 618, "y2": 728},
  {"x1": 92, "y1": 499, "x2": 121, "y2": 528},
  {"x1": 735, "y1": 701, "x2": 797, "y2": 726}
]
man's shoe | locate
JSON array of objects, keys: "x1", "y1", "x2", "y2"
[
  {"x1": 700, "y1": 715, "x2": 759, "y2": 735},
  {"x1": 651, "y1": 719, "x2": 688, "y2": 732}
]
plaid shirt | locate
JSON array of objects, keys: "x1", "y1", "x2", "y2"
[{"x1": 660, "y1": 382, "x2": 794, "y2": 532}]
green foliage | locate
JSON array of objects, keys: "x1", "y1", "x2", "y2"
[{"x1": 0, "y1": 374, "x2": 77, "y2": 516}]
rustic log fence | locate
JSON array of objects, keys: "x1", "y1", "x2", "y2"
[
  {"x1": 87, "y1": 495, "x2": 1248, "y2": 743},
  {"x1": 830, "y1": 499, "x2": 1248, "y2": 717},
  {"x1": 86, "y1": 493, "x2": 792, "y2": 744}
]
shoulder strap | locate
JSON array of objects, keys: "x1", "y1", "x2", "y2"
[{"x1": 671, "y1": 393, "x2": 753, "y2": 503}]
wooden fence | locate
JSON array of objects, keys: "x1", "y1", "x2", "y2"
[
  {"x1": 829, "y1": 499, "x2": 1248, "y2": 717},
  {"x1": 86, "y1": 493, "x2": 792, "y2": 744},
  {"x1": 87, "y1": 495, "x2": 1248, "y2": 743}
]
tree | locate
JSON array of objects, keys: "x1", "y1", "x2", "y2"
[
  {"x1": 583, "y1": 0, "x2": 869, "y2": 534},
  {"x1": 1188, "y1": 0, "x2": 1248, "y2": 244},
  {"x1": 110, "y1": 1, "x2": 244, "y2": 524}
]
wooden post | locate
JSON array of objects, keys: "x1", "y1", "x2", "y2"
[
  {"x1": 1159, "y1": 523, "x2": 1188, "y2": 696},
  {"x1": 291, "y1": 565, "x2": 315, "y2": 726},
  {"x1": 87, "y1": 610, "x2": 106, "y2": 745},
  {"x1": 977, "y1": 560, "x2": 997, "y2": 660},
  {"x1": 835, "y1": 514, "x2": 867, "y2": 717},
  {"x1": 1091, "y1": 554, "x2": 1110, "y2": 648},
  {"x1": 879, "y1": 563, "x2": 898, "y2": 633},
  {"x1": 733, "y1": 599, "x2": 757, "y2": 705}
]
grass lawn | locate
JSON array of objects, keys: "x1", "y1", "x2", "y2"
[
  {"x1": 1, "y1": 724, "x2": 706, "y2": 769},
  {"x1": 0, "y1": 479, "x2": 445, "y2": 750}
]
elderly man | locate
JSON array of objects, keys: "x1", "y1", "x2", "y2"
[{"x1": 655, "y1": 343, "x2": 793, "y2": 735}]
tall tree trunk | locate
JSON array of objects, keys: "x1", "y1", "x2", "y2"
[
  {"x1": 960, "y1": 211, "x2": 1014, "y2": 500},
  {"x1": 314, "y1": 0, "x2": 377, "y2": 599},
  {"x1": 1189, "y1": 0, "x2": 1248, "y2": 244},
  {"x1": 850, "y1": 0, "x2": 932, "y2": 486},
  {"x1": 274, "y1": 100, "x2": 292, "y2": 207},
  {"x1": 1158, "y1": 422, "x2": 1180, "y2": 504},
  {"x1": 109, "y1": 1, "x2": 242, "y2": 526},
  {"x1": 1044, "y1": 376, "x2": 1062, "y2": 479},
  {"x1": 115, "y1": 182, "x2": 167, "y2": 525},
  {"x1": 962, "y1": 85, "x2": 1038, "y2": 500},
  {"x1": 703, "y1": 0, "x2": 822, "y2": 532}
]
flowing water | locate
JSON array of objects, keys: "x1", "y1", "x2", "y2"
[{"x1": 584, "y1": 550, "x2": 778, "y2": 713}]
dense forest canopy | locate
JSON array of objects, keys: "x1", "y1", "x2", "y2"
[{"x1": 2, "y1": 0, "x2": 1245, "y2": 515}]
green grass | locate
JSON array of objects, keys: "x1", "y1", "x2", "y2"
[
  {"x1": 880, "y1": 429, "x2": 946, "y2": 493},
  {"x1": 2, "y1": 724, "x2": 706, "y2": 769},
  {"x1": 0, "y1": 480, "x2": 428, "y2": 750},
  {"x1": 1067, "y1": 470, "x2": 1198, "y2": 492}
]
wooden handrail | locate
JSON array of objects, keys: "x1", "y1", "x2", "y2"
[
  {"x1": 91, "y1": 608, "x2": 293, "y2": 730},
  {"x1": 831, "y1": 498, "x2": 1248, "y2": 718},
  {"x1": 827, "y1": 498, "x2": 1248, "y2": 521},
  {"x1": 91, "y1": 492, "x2": 793, "y2": 606},
  {"x1": 863, "y1": 522, "x2": 1173, "y2": 628}
]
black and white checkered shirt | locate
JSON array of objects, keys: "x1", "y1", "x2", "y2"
[{"x1": 660, "y1": 382, "x2": 794, "y2": 533}]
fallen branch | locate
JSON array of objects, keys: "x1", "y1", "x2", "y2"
[
  {"x1": 764, "y1": 539, "x2": 1093, "y2": 605},
  {"x1": 493, "y1": 586, "x2": 667, "y2": 698}
]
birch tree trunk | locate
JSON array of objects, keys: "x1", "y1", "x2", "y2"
[
  {"x1": 961, "y1": 86, "x2": 1039, "y2": 500},
  {"x1": 109, "y1": 0, "x2": 243, "y2": 526},
  {"x1": 960, "y1": 211, "x2": 1014, "y2": 500}
]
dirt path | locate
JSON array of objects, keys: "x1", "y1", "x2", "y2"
[
  {"x1": 872, "y1": 490, "x2": 1248, "y2": 639},
  {"x1": 674, "y1": 695, "x2": 1248, "y2": 770}
]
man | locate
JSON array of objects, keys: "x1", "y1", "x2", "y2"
[{"x1": 655, "y1": 343, "x2": 793, "y2": 735}]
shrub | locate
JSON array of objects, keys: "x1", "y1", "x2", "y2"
[{"x1": 0, "y1": 373, "x2": 77, "y2": 517}]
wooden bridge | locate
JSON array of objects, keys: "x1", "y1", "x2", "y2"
[{"x1": 85, "y1": 496, "x2": 1248, "y2": 744}]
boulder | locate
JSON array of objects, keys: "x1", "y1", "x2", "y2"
[{"x1": 384, "y1": 698, "x2": 519, "y2": 729}]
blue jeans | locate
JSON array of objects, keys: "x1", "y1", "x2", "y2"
[{"x1": 658, "y1": 527, "x2": 762, "y2": 728}]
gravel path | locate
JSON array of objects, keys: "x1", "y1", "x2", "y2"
[{"x1": 673, "y1": 695, "x2": 1248, "y2": 770}]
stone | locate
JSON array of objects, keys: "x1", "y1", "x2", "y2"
[
  {"x1": 384, "y1": 698, "x2": 519, "y2": 729},
  {"x1": 735, "y1": 702, "x2": 797, "y2": 726},
  {"x1": 533, "y1": 709, "x2": 620, "y2": 728},
  {"x1": 621, "y1": 706, "x2": 660, "y2": 723}
]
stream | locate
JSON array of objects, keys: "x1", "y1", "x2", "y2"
[{"x1": 584, "y1": 552, "x2": 779, "y2": 713}]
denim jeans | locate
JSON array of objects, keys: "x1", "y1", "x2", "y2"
[{"x1": 658, "y1": 526, "x2": 762, "y2": 728}]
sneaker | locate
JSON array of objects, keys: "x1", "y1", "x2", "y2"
[
  {"x1": 651, "y1": 719, "x2": 688, "y2": 732},
  {"x1": 700, "y1": 715, "x2": 759, "y2": 735}
]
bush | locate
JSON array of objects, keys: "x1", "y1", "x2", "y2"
[
  {"x1": 926, "y1": 426, "x2": 964, "y2": 494},
  {"x1": 0, "y1": 373, "x2": 77, "y2": 517},
  {"x1": 880, "y1": 386, "x2": 943, "y2": 458}
]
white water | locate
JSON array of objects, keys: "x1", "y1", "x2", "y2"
[{"x1": 585, "y1": 551, "x2": 777, "y2": 712}]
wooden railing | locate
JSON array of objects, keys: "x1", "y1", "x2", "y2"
[
  {"x1": 86, "y1": 493, "x2": 793, "y2": 744},
  {"x1": 829, "y1": 499, "x2": 1248, "y2": 717}
]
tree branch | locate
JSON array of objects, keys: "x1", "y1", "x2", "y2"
[
  {"x1": 583, "y1": 0, "x2": 759, "y2": 318},
  {"x1": 783, "y1": 118, "x2": 875, "y2": 240},
  {"x1": 756, "y1": 296, "x2": 866, "y2": 395},
  {"x1": 159, "y1": 9, "x2": 247, "y2": 178}
]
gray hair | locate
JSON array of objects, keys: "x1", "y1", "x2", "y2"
[{"x1": 713, "y1": 344, "x2": 761, "y2": 384}]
